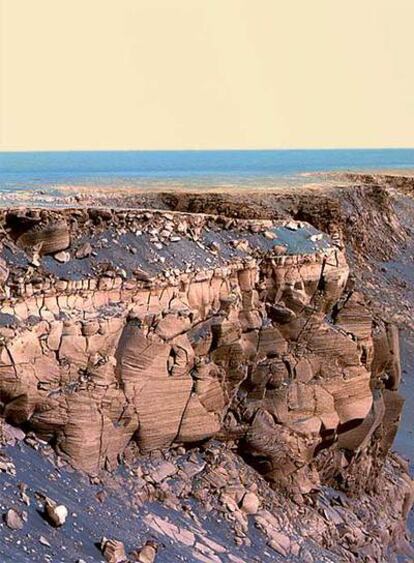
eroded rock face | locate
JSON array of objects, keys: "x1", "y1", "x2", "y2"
[{"x1": 0, "y1": 208, "x2": 405, "y2": 496}]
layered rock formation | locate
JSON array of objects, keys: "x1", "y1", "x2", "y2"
[{"x1": 0, "y1": 207, "x2": 406, "y2": 506}]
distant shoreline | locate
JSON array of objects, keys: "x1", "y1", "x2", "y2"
[{"x1": 0, "y1": 169, "x2": 413, "y2": 208}]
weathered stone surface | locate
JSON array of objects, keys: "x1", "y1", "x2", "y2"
[
  {"x1": 13, "y1": 218, "x2": 71, "y2": 255},
  {"x1": 0, "y1": 208, "x2": 405, "y2": 499}
]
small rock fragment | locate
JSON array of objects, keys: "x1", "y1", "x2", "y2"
[
  {"x1": 96, "y1": 490, "x2": 107, "y2": 503},
  {"x1": 240, "y1": 492, "x2": 260, "y2": 515},
  {"x1": 232, "y1": 239, "x2": 250, "y2": 252},
  {"x1": 39, "y1": 535, "x2": 51, "y2": 547},
  {"x1": 0, "y1": 456, "x2": 16, "y2": 475},
  {"x1": 54, "y1": 251, "x2": 71, "y2": 263},
  {"x1": 132, "y1": 540, "x2": 158, "y2": 563},
  {"x1": 30, "y1": 253, "x2": 41, "y2": 267},
  {"x1": 285, "y1": 221, "x2": 299, "y2": 231},
  {"x1": 4, "y1": 508, "x2": 25, "y2": 530},
  {"x1": 151, "y1": 461, "x2": 177, "y2": 483},
  {"x1": 273, "y1": 245, "x2": 288, "y2": 255},
  {"x1": 209, "y1": 241, "x2": 221, "y2": 253},
  {"x1": 267, "y1": 304, "x2": 296, "y2": 324},
  {"x1": 75, "y1": 242, "x2": 93, "y2": 259},
  {"x1": 134, "y1": 268, "x2": 151, "y2": 282},
  {"x1": 45, "y1": 499, "x2": 68, "y2": 527},
  {"x1": 3, "y1": 423, "x2": 26, "y2": 444},
  {"x1": 268, "y1": 531, "x2": 291, "y2": 556},
  {"x1": 18, "y1": 483, "x2": 30, "y2": 506},
  {"x1": 101, "y1": 537, "x2": 127, "y2": 563}
]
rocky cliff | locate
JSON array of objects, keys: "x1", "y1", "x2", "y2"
[{"x1": 0, "y1": 203, "x2": 412, "y2": 561}]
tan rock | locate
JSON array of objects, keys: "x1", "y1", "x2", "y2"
[
  {"x1": 101, "y1": 538, "x2": 127, "y2": 563},
  {"x1": 133, "y1": 541, "x2": 158, "y2": 563},
  {"x1": 4, "y1": 508, "x2": 25, "y2": 530},
  {"x1": 54, "y1": 250, "x2": 71, "y2": 263},
  {"x1": 75, "y1": 242, "x2": 93, "y2": 259},
  {"x1": 17, "y1": 220, "x2": 70, "y2": 255},
  {"x1": 151, "y1": 461, "x2": 177, "y2": 483},
  {"x1": 45, "y1": 499, "x2": 68, "y2": 527},
  {"x1": 240, "y1": 492, "x2": 260, "y2": 515}
]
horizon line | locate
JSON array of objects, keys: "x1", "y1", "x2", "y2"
[{"x1": 1, "y1": 146, "x2": 414, "y2": 154}]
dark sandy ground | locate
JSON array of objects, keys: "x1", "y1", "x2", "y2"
[
  {"x1": 395, "y1": 333, "x2": 414, "y2": 537},
  {"x1": 0, "y1": 441, "x2": 281, "y2": 563}
]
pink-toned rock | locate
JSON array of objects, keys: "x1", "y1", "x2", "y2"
[
  {"x1": 0, "y1": 207, "x2": 404, "y2": 498},
  {"x1": 240, "y1": 492, "x2": 260, "y2": 515}
]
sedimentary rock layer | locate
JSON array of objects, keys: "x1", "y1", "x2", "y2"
[{"x1": 0, "y1": 207, "x2": 405, "y2": 498}]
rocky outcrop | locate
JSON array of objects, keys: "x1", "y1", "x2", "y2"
[
  {"x1": 0, "y1": 206, "x2": 406, "y2": 504},
  {"x1": 52, "y1": 177, "x2": 407, "y2": 263}
]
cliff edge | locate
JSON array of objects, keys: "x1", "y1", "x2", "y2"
[{"x1": 0, "y1": 203, "x2": 412, "y2": 562}]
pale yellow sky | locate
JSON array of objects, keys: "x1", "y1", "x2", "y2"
[{"x1": 1, "y1": 0, "x2": 413, "y2": 151}]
